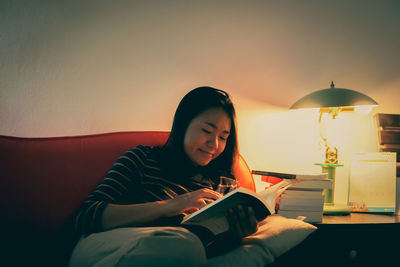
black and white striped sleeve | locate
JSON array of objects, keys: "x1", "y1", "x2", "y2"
[{"x1": 73, "y1": 148, "x2": 144, "y2": 235}]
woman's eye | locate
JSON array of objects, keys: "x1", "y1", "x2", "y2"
[
  {"x1": 219, "y1": 136, "x2": 227, "y2": 141},
  {"x1": 202, "y1": 129, "x2": 211, "y2": 134}
]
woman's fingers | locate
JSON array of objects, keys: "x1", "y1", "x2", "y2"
[
  {"x1": 172, "y1": 189, "x2": 222, "y2": 214},
  {"x1": 226, "y1": 205, "x2": 258, "y2": 239},
  {"x1": 236, "y1": 205, "x2": 257, "y2": 236},
  {"x1": 247, "y1": 206, "x2": 258, "y2": 234},
  {"x1": 226, "y1": 208, "x2": 243, "y2": 239},
  {"x1": 197, "y1": 188, "x2": 223, "y2": 200}
]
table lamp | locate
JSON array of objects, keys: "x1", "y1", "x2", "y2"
[{"x1": 290, "y1": 82, "x2": 378, "y2": 214}]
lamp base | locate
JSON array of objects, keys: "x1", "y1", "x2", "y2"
[{"x1": 323, "y1": 203, "x2": 351, "y2": 215}]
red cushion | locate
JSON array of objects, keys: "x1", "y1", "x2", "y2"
[
  {"x1": 0, "y1": 131, "x2": 254, "y2": 232},
  {"x1": 234, "y1": 154, "x2": 256, "y2": 191},
  {"x1": 0, "y1": 131, "x2": 169, "y2": 232}
]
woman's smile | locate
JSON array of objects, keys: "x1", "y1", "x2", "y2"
[{"x1": 184, "y1": 107, "x2": 231, "y2": 166}]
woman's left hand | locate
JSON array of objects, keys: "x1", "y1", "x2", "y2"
[
  {"x1": 204, "y1": 204, "x2": 258, "y2": 257},
  {"x1": 225, "y1": 204, "x2": 258, "y2": 241}
]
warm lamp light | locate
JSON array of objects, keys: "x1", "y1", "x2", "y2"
[
  {"x1": 290, "y1": 82, "x2": 378, "y2": 214},
  {"x1": 290, "y1": 81, "x2": 378, "y2": 164}
]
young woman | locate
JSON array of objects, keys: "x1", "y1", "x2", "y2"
[{"x1": 69, "y1": 87, "x2": 258, "y2": 266}]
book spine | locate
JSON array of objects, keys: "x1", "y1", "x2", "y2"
[
  {"x1": 280, "y1": 197, "x2": 324, "y2": 206},
  {"x1": 279, "y1": 205, "x2": 324, "y2": 211},
  {"x1": 282, "y1": 194, "x2": 324, "y2": 200},
  {"x1": 286, "y1": 188, "x2": 324, "y2": 192},
  {"x1": 283, "y1": 190, "x2": 324, "y2": 198},
  {"x1": 279, "y1": 199, "x2": 324, "y2": 211},
  {"x1": 252, "y1": 170, "x2": 296, "y2": 179},
  {"x1": 290, "y1": 180, "x2": 332, "y2": 190}
]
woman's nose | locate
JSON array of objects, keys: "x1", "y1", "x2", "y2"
[{"x1": 207, "y1": 135, "x2": 218, "y2": 148}]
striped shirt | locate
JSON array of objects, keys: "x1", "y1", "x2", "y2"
[{"x1": 74, "y1": 145, "x2": 238, "y2": 235}]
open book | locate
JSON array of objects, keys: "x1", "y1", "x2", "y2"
[{"x1": 181, "y1": 180, "x2": 292, "y2": 235}]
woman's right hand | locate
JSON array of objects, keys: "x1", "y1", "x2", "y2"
[{"x1": 166, "y1": 189, "x2": 222, "y2": 217}]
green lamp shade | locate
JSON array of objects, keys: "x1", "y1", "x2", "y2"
[{"x1": 290, "y1": 86, "x2": 378, "y2": 109}]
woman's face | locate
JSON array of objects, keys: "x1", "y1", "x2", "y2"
[{"x1": 184, "y1": 107, "x2": 231, "y2": 166}]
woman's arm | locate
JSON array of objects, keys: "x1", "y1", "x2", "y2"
[{"x1": 101, "y1": 188, "x2": 222, "y2": 231}]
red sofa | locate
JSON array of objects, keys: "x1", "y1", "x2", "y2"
[{"x1": 0, "y1": 131, "x2": 254, "y2": 266}]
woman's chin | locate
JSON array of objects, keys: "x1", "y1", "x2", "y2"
[
  {"x1": 193, "y1": 158, "x2": 212, "y2": 167},
  {"x1": 194, "y1": 161, "x2": 209, "y2": 167}
]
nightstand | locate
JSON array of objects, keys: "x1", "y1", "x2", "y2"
[{"x1": 271, "y1": 213, "x2": 400, "y2": 266}]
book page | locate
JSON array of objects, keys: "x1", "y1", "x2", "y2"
[
  {"x1": 181, "y1": 181, "x2": 292, "y2": 235},
  {"x1": 181, "y1": 188, "x2": 271, "y2": 235},
  {"x1": 258, "y1": 180, "x2": 293, "y2": 212}
]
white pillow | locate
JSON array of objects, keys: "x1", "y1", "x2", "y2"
[
  {"x1": 243, "y1": 215, "x2": 316, "y2": 257},
  {"x1": 206, "y1": 215, "x2": 316, "y2": 266}
]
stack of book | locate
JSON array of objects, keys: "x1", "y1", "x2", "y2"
[{"x1": 252, "y1": 170, "x2": 331, "y2": 223}]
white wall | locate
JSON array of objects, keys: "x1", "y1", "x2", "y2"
[{"x1": 1, "y1": 0, "x2": 399, "y2": 202}]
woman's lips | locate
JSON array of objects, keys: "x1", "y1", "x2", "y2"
[{"x1": 199, "y1": 149, "x2": 214, "y2": 157}]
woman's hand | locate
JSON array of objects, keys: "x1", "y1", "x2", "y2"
[
  {"x1": 225, "y1": 204, "x2": 258, "y2": 240},
  {"x1": 166, "y1": 188, "x2": 222, "y2": 217},
  {"x1": 205, "y1": 204, "x2": 259, "y2": 257}
]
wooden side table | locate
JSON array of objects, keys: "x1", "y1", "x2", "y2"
[
  {"x1": 271, "y1": 213, "x2": 400, "y2": 266},
  {"x1": 321, "y1": 212, "x2": 400, "y2": 224}
]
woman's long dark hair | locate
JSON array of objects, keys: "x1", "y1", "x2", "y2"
[{"x1": 163, "y1": 86, "x2": 239, "y2": 176}]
